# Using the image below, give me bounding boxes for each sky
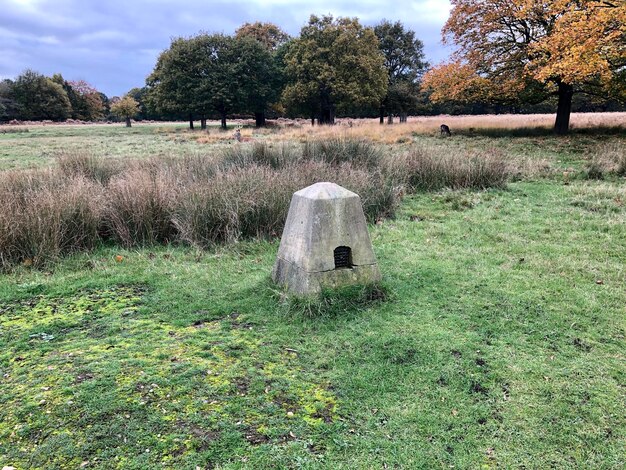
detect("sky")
[0,0,454,97]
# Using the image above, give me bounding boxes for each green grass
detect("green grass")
[1,122,624,173]
[1,177,625,468]
[0,123,226,170]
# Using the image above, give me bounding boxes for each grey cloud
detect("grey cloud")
[0,0,453,97]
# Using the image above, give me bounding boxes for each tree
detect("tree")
[147,36,206,129]
[111,95,139,127]
[12,70,72,121]
[282,15,388,124]
[422,0,626,134]
[374,20,428,123]
[52,73,106,121]
[127,87,151,120]
[98,92,111,119]
[234,26,287,127]
[148,34,241,130]
[194,34,239,130]
[51,75,105,121]
[235,22,290,51]
[67,80,105,121]
[0,79,19,122]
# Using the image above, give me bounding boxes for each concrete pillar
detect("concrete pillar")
[272,182,381,294]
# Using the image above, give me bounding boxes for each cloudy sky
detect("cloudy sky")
[0,0,453,97]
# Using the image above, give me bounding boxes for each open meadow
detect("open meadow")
[1,115,625,468]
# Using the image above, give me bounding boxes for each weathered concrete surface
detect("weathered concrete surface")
[272,182,381,294]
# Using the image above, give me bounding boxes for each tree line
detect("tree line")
[1,4,624,134]
[0,70,140,124]
[144,16,429,129]
[0,71,108,122]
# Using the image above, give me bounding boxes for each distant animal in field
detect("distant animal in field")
[232,126,253,143]
[440,124,451,136]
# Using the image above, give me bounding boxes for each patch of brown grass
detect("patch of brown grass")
[264,112,626,144]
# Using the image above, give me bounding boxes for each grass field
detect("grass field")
[0,116,625,468]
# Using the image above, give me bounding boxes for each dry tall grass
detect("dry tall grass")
[585,142,626,179]
[0,171,103,267]
[259,112,626,144]
[387,145,509,191]
[0,138,511,269]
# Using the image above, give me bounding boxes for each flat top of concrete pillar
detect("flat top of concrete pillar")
[295,182,358,200]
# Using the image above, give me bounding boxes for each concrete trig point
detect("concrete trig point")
[272,182,381,294]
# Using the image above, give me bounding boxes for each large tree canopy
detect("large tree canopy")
[147,36,207,129]
[51,75,105,121]
[422,0,626,134]
[232,25,287,127]
[374,20,428,123]
[282,15,388,124]
[12,70,72,121]
[147,33,279,129]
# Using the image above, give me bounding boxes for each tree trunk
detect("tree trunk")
[254,112,266,128]
[311,116,315,126]
[319,92,335,125]
[400,113,407,123]
[554,81,574,135]
[200,118,207,130]
[125,117,131,128]
[379,106,385,125]
[319,107,335,125]
[189,115,194,130]
[387,114,393,125]
[220,112,227,130]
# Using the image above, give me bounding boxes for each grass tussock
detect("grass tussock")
[222,141,300,170]
[303,137,382,168]
[387,145,509,191]
[0,171,103,267]
[585,142,626,179]
[0,139,512,269]
[57,151,123,184]
[106,170,176,246]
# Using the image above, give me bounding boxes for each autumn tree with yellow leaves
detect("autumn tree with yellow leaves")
[422,0,626,134]
[111,95,139,127]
